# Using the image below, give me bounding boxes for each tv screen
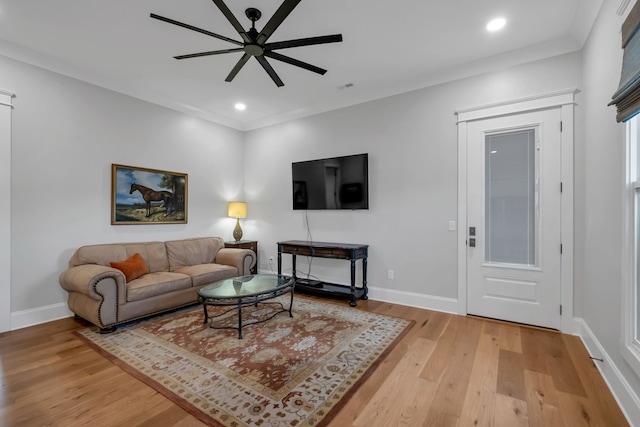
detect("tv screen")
[292,153,369,210]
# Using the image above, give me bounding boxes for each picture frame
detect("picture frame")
[111,164,188,225]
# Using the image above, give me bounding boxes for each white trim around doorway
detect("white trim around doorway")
[455,88,577,334]
[0,88,15,333]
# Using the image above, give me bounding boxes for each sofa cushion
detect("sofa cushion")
[74,244,127,268]
[126,272,192,302]
[173,264,238,287]
[123,242,170,273]
[165,237,224,271]
[110,253,149,282]
[71,241,169,273]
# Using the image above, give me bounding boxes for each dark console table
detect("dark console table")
[277,240,368,306]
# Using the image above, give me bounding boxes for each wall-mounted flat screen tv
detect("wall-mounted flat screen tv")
[292,153,369,210]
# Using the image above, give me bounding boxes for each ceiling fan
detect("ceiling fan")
[150,0,343,87]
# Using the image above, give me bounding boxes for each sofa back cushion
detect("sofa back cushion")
[70,241,169,273]
[165,237,224,271]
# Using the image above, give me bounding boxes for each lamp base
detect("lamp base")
[233,218,243,241]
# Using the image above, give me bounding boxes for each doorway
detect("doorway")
[456,90,575,331]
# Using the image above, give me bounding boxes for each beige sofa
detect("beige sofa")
[59,237,256,332]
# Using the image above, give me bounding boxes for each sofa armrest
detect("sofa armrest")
[215,248,256,276]
[59,264,127,305]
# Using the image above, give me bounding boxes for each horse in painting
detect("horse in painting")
[130,183,175,217]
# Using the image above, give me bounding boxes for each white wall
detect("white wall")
[2,54,245,326]
[244,52,582,308]
[580,0,640,411]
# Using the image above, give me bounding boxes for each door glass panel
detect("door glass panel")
[485,129,536,265]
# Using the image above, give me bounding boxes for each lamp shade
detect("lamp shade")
[227,201,247,218]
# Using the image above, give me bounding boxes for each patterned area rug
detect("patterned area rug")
[75,296,412,426]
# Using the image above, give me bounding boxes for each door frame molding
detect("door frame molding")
[0,88,14,333]
[455,89,577,333]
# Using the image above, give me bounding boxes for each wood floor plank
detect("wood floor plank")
[494,394,529,427]
[498,322,523,353]
[0,296,630,427]
[458,332,500,426]
[556,391,600,426]
[420,316,483,425]
[524,370,563,426]
[561,334,629,426]
[497,349,527,401]
[545,332,587,397]
[352,338,437,427]
[418,310,451,341]
[418,315,463,383]
[521,328,554,375]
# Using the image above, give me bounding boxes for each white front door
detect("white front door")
[466,108,562,329]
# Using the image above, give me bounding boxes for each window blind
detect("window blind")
[611,1,640,122]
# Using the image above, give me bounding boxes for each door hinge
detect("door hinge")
[560,182,563,193]
[560,121,563,132]
[560,305,563,315]
[560,244,563,254]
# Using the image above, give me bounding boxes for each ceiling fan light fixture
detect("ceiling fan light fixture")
[487,17,506,32]
[150,0,343,87]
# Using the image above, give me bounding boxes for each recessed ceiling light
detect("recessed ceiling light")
[487,18,506,32]
[234,103,246,111]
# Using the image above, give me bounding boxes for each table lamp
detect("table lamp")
[228,201,247,241]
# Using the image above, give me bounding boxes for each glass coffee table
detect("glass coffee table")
[197,274,295,339]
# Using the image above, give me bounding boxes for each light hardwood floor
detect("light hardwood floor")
[0,295,630,426]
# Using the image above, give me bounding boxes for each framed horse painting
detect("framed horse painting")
[111,164,188,224]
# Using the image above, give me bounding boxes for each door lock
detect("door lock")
[468,226,476,247]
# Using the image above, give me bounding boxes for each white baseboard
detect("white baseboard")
[366,286,459,314]
[11,302,73,331]
[575,317,640,427]
[256,270,459,313]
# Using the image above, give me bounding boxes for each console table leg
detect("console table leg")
[292,255,297,281]
[277,251,282,275]
[362,257,369,300]
[349,259,357,307]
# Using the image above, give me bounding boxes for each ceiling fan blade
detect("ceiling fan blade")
[225,53,252,82]
[256,0,302,45]
[255,56,284,87]
[264,51,326,75]
[210,0,252,43]
[175,48,244,60]
[150,13,242,46]
[265,34,343,51]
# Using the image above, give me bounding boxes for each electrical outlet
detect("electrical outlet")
[388,270,394,280]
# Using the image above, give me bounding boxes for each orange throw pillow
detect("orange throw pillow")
[110,253,149,282]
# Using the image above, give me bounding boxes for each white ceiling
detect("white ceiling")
[0,0,602,131]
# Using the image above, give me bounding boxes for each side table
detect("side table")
[225,240,258,274]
